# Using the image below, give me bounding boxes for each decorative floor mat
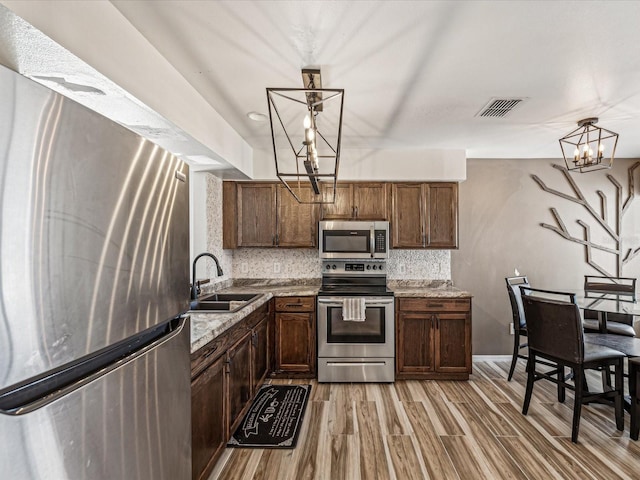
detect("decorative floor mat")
[227,384,311,448]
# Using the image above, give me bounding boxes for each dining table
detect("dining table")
[572,291,640,410]
[574,291,640,333]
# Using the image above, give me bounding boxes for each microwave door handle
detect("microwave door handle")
[370,226,375,258]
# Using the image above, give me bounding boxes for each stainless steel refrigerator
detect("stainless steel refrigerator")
[0,64,191,479]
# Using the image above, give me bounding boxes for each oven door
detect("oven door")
[317,296,394,358]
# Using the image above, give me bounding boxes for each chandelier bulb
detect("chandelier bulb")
[303,114,311,129]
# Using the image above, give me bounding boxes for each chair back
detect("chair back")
[584,275,636,324]
[521,288,584,363]
[584,275,636,301]
[506,276,529,329]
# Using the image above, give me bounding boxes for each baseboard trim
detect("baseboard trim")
[472,355,512,362]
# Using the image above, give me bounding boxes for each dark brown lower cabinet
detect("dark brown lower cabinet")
[272,296,316,378]
[191,354,226,480]
[190,301,271,480]
[227,331,253,435]
[396,297,472,380]
[252,316,269,388]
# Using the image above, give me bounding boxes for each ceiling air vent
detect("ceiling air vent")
[477,98,525,118]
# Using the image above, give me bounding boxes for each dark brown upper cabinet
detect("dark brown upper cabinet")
[223,182,319,248]
[391,182,458,249]
[320,182,389,220]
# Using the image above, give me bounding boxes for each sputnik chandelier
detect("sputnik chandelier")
[267,68,344,204]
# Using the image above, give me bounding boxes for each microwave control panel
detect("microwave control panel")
[374,230,387,253]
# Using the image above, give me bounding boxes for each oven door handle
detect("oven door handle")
[317,298,394,306]
[317,298,343,306]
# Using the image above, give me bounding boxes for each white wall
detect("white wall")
[252,148,467,181]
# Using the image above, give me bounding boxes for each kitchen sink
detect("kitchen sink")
[190,293,261,313]
[199,293,260,302]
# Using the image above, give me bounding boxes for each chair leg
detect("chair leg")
[508,333,520,381]
[614,359,624,431]
[558,365,565,403]
[631,361,639,441]
[571,367,583,443]
[522,354,535,415]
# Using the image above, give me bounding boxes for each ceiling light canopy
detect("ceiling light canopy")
[267,68,344,204]
[559,117,618,173]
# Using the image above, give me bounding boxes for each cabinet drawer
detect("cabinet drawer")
[275,296,315,312]
[398,297,470,313]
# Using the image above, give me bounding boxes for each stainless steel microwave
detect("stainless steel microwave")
[319,220,389,259]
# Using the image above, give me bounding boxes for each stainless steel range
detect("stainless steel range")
[317,259,395,382]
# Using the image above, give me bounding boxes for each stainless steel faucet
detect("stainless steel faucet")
[191,252,224,300]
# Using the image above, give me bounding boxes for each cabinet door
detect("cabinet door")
[353,183,388,220]
[191,355,226,480]
[276,185,318,247]
[397,312,435,373]
[320,183,353,219]
[252,316,269,392]
[426,183,458,248]
[391,183,425,248]
[227,332,253,433]
[237,183,276,246]
[275,312,315,374]
[435,313,471,373]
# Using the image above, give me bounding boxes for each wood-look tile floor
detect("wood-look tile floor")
[208,360,640,480]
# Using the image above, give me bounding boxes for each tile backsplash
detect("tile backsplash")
[206,174,451,282]
[230,248,450,280]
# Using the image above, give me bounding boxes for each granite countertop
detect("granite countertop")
[189,293,273,354]
[189,279,470,353]
[389,280,472,297]
[189,279,320,353]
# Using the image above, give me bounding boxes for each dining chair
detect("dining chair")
[520,287,625,443]
[583,275,637,337]
[631,357,640,441]
[505,276,557,381]
[505,276,529,381]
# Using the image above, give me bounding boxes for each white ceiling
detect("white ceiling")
[2,0,640,164]
[107,0,640,159]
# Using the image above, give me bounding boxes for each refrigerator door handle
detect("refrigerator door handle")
[0,316,187,416]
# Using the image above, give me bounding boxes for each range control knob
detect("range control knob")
[373,265,378,270]
[331,264,337,269]
[378,265,384,270]
[366,265,371,270]
[326,264,331,270]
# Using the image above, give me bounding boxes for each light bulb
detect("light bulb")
[305,128,315,144]
[303,114,311,129]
